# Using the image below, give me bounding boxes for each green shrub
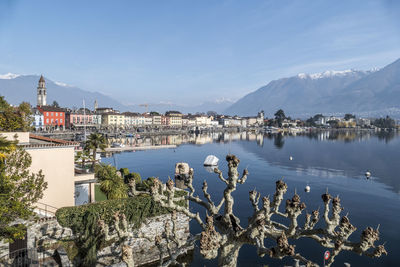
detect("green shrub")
[136,177,156,191]
[56,192,187,266]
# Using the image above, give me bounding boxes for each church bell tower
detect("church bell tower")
[37,75,47,106]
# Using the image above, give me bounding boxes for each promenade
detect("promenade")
[104,144,176,152]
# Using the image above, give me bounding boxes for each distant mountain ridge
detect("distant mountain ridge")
[0,74,126,111]
[0,74,233,114]
[225,58,400,118]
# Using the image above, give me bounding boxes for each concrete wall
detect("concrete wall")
[26,146,75,209]
[0,132,30,143]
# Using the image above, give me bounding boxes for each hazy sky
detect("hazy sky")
[0,0,399,105]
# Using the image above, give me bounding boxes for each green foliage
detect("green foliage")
[0,135,16,161]
[344,113,356,121]
[119,167,130,177]
[51,101,60,108]
[136,177,157,191]
[94,184,107,202]
[372,116,396,129]
[305,117,316,127]
[95,164,128,200]
[119,167,142,185]
[84,133,107,168]
[274,109,286,126]
[0,145,47,242]
[0,96,32,132]
[74,150,92,168]
[56,192,187,265]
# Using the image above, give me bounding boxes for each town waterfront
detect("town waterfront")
[103,131,400,267]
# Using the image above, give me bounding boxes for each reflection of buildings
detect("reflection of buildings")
[105,131,269,147]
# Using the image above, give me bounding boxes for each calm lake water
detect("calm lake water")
[103,131,400,267]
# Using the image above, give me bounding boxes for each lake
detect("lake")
[103,130,400,267]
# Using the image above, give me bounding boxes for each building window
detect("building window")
[51,119,54,123]
[60,119,63,123]
[46,112,49,116]
[55,113,58,116]
[46,118,49,123]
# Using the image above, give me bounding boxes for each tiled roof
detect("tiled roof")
[38,106,66,112]
[29,133,80,145]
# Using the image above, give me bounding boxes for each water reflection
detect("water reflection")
[105,130,400,194]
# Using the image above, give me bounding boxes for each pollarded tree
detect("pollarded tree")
[150,155,387,267]
[0,145,47,242]
[84,133,107,168]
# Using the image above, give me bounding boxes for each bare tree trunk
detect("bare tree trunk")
[218,242,242,267]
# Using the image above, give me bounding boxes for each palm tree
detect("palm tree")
[84,133,107,168]
[95,164,127,200]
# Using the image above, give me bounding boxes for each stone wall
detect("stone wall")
[0,212,190,266]
[97,212,190,266]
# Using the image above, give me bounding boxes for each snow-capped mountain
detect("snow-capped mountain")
[225,58,400,118]
[0,74,234,114]
[297,69,378,80]
[0,73,21,79]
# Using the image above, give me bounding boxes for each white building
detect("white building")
[31,108,44,131]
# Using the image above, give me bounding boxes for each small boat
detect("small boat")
[204,155,219,166]
[365,170,371,179]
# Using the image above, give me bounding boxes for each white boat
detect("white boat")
[204,155,219,166]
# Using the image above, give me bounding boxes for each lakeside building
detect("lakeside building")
[92,113,102,125]
[182,115,196,126]
[165,111,183,127]
[194,115,212,126]
[31,76,66,130]
[281,119,298,128]
[101,112,125,128]
[37,106,66,130]
[144,114,153,126]
[357,118,371,127]
[152,114,162,125]
[123,112,143,127]
[65,108,98,129]
[31,107,44,131]
[218,116,243,127]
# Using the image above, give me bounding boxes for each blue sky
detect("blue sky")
[0,0,399,105]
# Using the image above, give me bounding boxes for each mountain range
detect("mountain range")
[225,58,400,118]
[0,74,233,114]
[1,57,399,117]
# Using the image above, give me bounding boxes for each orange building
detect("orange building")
[37,106,66,130]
